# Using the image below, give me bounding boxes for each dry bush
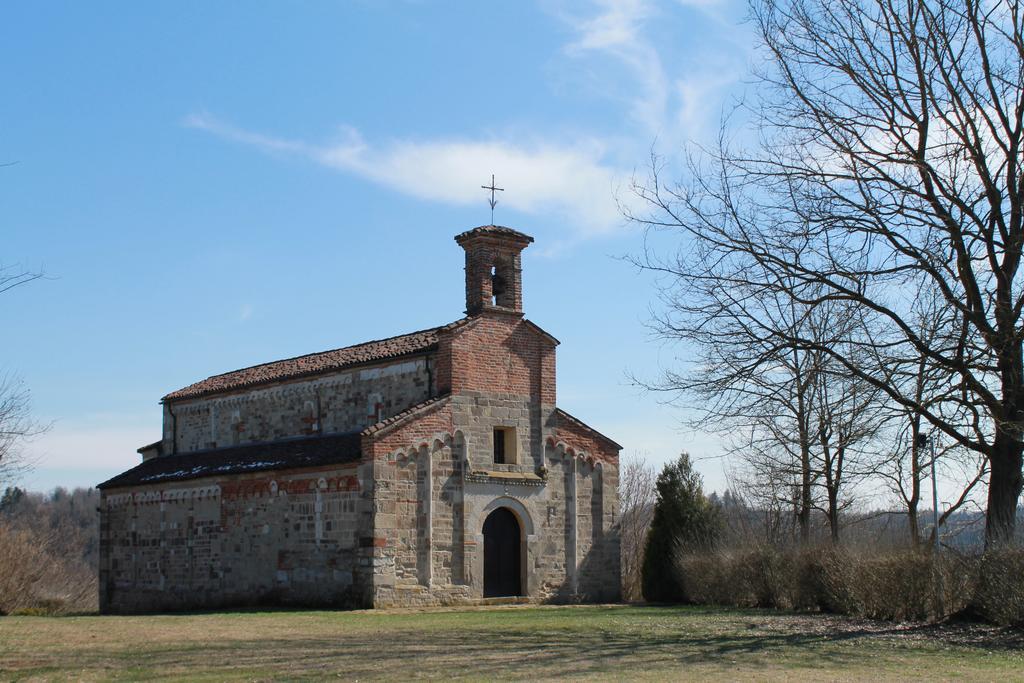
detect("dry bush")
[678,547,822,610]
[842,551,975,621]
[790,549,857,614]
[0,521,97,615]
[677,547,789,608]
[971,549,1024,627]
[676,546,988,622]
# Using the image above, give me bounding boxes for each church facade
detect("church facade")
[98,226,621,613]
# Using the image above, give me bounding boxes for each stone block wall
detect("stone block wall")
[551,417,622,602]
[362,420,619,606]
[450,393,550,473]
[99,464,366,613]
[361,397,475,607]
[164,357,432,454]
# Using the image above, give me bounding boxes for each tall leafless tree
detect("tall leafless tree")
[0,264,46,485]
[809,341,884,543]
[0,375,44,486]
[630,0,1024,546]
[619,452,657,601]
[869,288,988,546]
[632,232,883,544]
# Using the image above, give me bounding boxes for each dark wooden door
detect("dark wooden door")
[483,507,521,597]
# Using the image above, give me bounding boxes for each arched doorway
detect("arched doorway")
[482,507,522,597]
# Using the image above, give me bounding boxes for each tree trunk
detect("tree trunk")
[909,423,922,549]
[799,443,811,544]
[986,430,1023,547]
[827,486,840,544]
[987,330,1024,548]
[796,358,813,545]
[908,500,920,549]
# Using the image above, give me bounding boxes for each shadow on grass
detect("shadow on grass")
[640,604,1024,652]
[9,633,857,679]
[12,605,1010,680]
[9,605,1021,680]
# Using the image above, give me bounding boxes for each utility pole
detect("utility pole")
[917,430,944,618]
[929,435,939,552]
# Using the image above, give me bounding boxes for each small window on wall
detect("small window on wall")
[493,427,516,465]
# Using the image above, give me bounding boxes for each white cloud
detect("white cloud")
[674,71,741,133]
[675,0,727,8]
[556,0,744,142]
[183,2,749,239]
[568,0,650,51]
[183,112,308,155]
[563,0,670,137]
[185,114,629,235]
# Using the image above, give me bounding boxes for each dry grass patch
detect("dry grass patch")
[0,605,1021,681]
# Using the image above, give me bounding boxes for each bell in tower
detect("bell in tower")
[491,267,507,301]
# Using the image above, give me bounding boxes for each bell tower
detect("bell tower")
[455,225,534,316]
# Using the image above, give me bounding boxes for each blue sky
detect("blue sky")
[2,1,753,493]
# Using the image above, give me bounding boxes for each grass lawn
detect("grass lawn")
[0,604,1021,681]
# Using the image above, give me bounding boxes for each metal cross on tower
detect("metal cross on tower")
[481,174,504,224]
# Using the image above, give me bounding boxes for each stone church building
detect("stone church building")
[98,226,621,613]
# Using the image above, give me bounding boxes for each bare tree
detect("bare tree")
[869,289,988,546]
[0,263,43,296]
[0,376,45,486]
[719,333,882,545]
[810,342,884,544]
[723,467,801,545]
[619,452,656,601]
[632,238,883,544]
[630,0,1024,546]
[630,257,823,543]
[0,264,46,485]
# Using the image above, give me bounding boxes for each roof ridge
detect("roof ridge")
[163,318,468,402]
[185,323,446,384]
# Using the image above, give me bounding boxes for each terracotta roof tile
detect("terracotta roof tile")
[163,323,457,402]
[556,408,623,450]
[454,225,534,244]
[361,394,451,437]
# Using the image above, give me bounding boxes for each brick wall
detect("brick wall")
[461,239,526,313]
[439,313,555,404]
[554,413,621,468]
[439,312,557,477]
